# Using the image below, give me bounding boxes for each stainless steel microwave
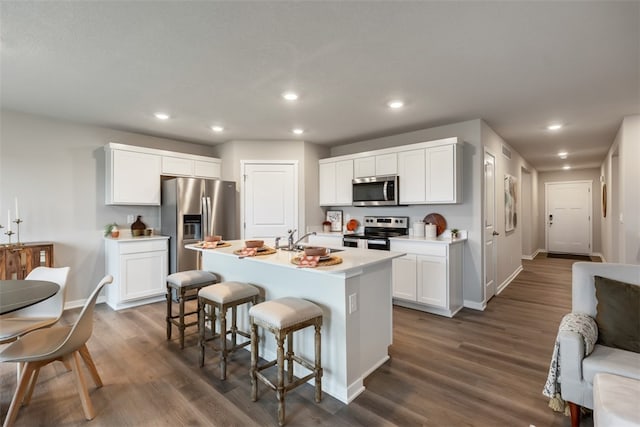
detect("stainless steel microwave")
[352,175,399,206]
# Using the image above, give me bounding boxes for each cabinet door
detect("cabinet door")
[398,149,426,204]
[319,162,336,206]
[426,145,455,203]
[335,160,354,205]
[392,254,417,300]
[110,150,161,205]
[162,156,193,176]
[376,153,397,176]
[353,157,375,178]
[119,250,167,302]
[194,159,221,178]
[416,255,447,307]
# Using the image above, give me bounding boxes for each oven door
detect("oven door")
[343,236,361,248]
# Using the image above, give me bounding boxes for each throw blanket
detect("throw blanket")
[543,313,598,415]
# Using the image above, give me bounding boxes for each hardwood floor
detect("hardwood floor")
[1,255,594,426]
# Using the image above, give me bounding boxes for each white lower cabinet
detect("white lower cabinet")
[104,237,169,310]
[391,239,464,317]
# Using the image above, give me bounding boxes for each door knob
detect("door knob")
[492,231,500,236]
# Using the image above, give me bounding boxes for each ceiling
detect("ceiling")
[1,1,638,172]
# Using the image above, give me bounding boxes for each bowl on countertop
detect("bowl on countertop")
[245,239,264,248]
[304,246,328,257]
[205,235,222,242]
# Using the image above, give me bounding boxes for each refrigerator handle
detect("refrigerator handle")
[202,196,209,237]
[206,196,212,236]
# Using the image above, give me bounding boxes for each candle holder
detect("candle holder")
[13,218,23,246]
[5,229,15,246]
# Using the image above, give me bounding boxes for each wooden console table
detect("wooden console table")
[0,242,54,280]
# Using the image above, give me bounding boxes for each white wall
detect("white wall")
[537,168,602,254]
[480,122,538,291]
[0,110,217,304]
[213,139,328,238]
[600,115,640,264]
[329,119,486,306]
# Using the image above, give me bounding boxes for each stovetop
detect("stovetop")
[347,216,409,239]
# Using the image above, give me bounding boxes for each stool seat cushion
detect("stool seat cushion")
[199,282,259,304]
[250,297,322,329]
[167,270,218,288]
[594,373,640,427]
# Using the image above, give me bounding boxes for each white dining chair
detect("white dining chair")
[0,266,71,344]
[0,274,113,427]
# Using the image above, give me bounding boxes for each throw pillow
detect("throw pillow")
[594,275,640,353]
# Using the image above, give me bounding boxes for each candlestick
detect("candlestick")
[4,229,14,246]
[13,218,23,245]
[6,210,11,232]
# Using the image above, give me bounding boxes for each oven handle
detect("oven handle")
[343,237,360,244]
[367,239,387,245]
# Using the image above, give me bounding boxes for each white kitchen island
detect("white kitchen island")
[187,241,404,404]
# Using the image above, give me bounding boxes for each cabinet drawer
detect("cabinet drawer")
[390,240,447,257]
[118,240,167,255]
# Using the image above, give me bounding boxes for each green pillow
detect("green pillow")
[595,275,640,353]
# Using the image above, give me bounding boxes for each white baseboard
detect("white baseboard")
[521,248,543,260]
[463,300,486,311]
[64,295,108,311]
[591,252,604,261]
[497,265,523,295]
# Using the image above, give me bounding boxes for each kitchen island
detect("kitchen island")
[187,241,404,403]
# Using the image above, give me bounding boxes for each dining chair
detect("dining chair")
[0,274,113,427]
[0,266,71,344]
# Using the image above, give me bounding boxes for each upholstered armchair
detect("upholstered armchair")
[559,262,640,427]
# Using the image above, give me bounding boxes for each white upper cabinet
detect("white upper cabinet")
[319,159,353,206]
[398,149,426,204]
[105,143,222,206]
[106,148,162,205]
[354,153,397,178]
[397,141,462,204]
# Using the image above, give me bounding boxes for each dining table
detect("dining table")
[0,280,60,315]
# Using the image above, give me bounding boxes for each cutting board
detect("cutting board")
[423,213,447,236]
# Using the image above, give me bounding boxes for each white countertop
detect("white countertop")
[389,235,467,245]
[103,232,169,242]
[186,240,404,275]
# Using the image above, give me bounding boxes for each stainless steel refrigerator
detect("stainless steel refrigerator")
[161,177,237,273]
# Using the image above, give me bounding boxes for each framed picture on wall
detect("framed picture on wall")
[504,174,517,232]
[326,210,343,232]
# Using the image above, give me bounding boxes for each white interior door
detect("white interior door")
[243,162,297,239]
[484,152,497,301]
[546,181,592,254]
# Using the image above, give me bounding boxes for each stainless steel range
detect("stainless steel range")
[343,216,409,250]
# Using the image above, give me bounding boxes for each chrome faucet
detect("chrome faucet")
[274,229,317,251]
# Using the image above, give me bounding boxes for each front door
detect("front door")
[484,151,497,301]
[546,181,592,254]
[242,162,298,239]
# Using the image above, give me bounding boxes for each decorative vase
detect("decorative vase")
[131,216,146,237]
[111,228,120,238]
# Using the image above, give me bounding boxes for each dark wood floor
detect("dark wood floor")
[1,254,594,426]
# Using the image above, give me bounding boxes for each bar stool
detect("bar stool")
[249,297,323,426]
[198,281,260,380]
[166,270,219,349]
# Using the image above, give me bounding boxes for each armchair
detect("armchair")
[559,262,640,427]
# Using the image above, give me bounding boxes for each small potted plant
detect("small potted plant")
[104,223,119,238]
[450,228,460,239]
[322,220,332,233]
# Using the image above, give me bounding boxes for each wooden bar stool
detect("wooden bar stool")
[198,281,260,380]
[249,297,323,426]
[166,270,219,349]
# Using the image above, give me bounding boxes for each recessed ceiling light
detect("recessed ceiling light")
[563,165,571,170]
[211,125,224,133]
[282,92,299,101]
[558,151,568,159]
[547,123,563,131]
[387,100,404,109]
[292,128,304,135]
[154,112,170,120]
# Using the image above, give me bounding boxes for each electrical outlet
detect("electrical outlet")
[127,214,135,224]
[349,293,357,314]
